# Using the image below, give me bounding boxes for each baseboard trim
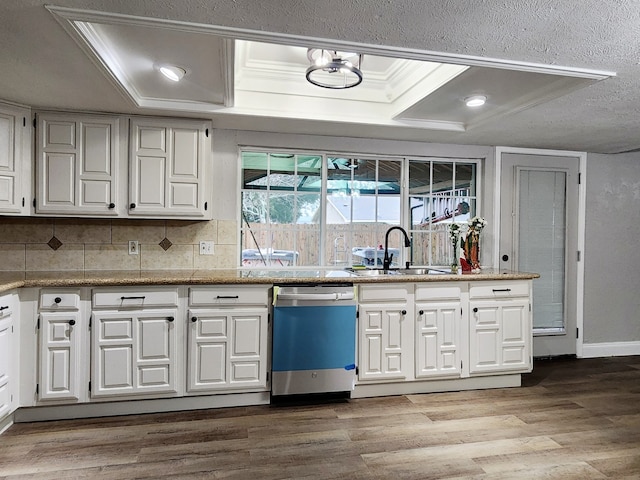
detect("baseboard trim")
[0,413,13,434]
[581,341,640,358]
[14,392,270,423]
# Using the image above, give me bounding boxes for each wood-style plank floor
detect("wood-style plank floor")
[2,356,640,479]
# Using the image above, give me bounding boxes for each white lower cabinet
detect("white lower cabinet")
[414,284,463,379]
[468,281,532,375]
[187,308,267,392]
[187,286,269,393]
[37,290,83,402]
[0,292,16,419]
[358,284,413,381]
[90,287,180,398]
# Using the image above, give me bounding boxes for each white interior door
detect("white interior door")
[499,152,580,357]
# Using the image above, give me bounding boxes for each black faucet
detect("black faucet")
[383,226,411,271]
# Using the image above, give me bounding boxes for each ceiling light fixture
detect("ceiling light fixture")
[159,65,186,82]
[465,95,487,107]
[306,49,363,89]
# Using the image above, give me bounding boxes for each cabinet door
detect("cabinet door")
[38,311,81,401]
[0,308,12,418]
[129,118,210,218]
[469,299,531,374]
[36,113,119,215]
[187,308,267,392]
[415,302,461,378]
[0,104,29,214]
[358,304,410,381]
[91,309,178,398]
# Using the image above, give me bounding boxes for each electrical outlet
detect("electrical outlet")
[128,240,139,255]
[199,241,214,255]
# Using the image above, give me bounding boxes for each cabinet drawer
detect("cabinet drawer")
[415,283,462,301]
[469,281,529,299]
[358,284,411,303]
[93,287,179,309]
[189,286,269,306]
[40,290,80,310]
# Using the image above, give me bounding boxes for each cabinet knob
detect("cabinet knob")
[130,203,136,209]
[473,307,478,313]
[167,316,174,322]
[191,316,198,322]
[108,203,115,209]
[419,310,424,315]
[54,297,62,304]
[401,310,407,315]
[68,319,76,326]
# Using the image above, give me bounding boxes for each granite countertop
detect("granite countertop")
[0,268,540,294]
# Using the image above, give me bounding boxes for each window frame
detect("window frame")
[238,146,483,269]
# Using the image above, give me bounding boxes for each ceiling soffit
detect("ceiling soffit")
[47,6,614,133]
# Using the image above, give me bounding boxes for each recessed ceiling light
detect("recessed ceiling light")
[159,65,186,82]
[465,95,487,107]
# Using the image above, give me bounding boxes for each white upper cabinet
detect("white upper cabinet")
[129,117,211,218]
[0,102,31,215]
[36,112,120,216]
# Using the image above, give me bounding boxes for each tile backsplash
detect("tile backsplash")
[0,217,238,271]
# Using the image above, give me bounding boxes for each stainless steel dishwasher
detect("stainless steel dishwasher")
[271,283,357,396]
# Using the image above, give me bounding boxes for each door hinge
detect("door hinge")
[529,303,532,312]
[22,117,26,127]
[356,310,359,319]
[89,381,91,393]
[355,366,359,375]
[266,372,270,382]
[204,201,208,211]
[577,251,581,262]
[576,327,579,339]
[205,128,209,137]
[578,172,582,184]
[22,197,25,207]
[89,315,92,329]
[36,315,40,329]
[33,198,36,208]
[32,118,36,128]
[36,384,39,395]
[267,313,271,324]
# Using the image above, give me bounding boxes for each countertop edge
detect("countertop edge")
[0,269,540,294]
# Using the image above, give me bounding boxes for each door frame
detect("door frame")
[494,146,587,357]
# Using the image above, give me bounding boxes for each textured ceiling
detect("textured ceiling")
[1,0,638,154]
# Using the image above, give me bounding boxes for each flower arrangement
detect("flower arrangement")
[468,215,487,233]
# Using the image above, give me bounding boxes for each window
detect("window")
[240,149,479,268]
[408,159,477,266]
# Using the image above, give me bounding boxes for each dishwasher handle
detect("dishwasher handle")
[277,291,355,301]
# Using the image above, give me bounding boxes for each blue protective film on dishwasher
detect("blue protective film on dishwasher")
[272,305,356,372]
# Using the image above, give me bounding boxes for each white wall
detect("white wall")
[584,152,640,348]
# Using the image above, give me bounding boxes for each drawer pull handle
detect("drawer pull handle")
[419,310,424,315]
[0,305,8,311]
[216,295,239,299]
[191,316,198,322]
[68,319,76,326]
[492,288,512,292]
[167,316,174,322]
[54,297,62,304]
[121,296,146,300]
[401,310,407,315]
[108,202,115,209]
[473,307,478,313]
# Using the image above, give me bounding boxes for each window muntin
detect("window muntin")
[240,150,479,268]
